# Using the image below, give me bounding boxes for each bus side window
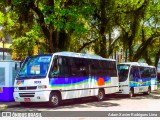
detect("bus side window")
[59,57,71,77]
[79,58,89,77]
[90,59,99,76]
[130,66,140,81]
[133,67,140,78]
[140,67,150,79]
[84,59,90,76]
[75,58,87,77]
[49,56,59,77]
[150,68,156,78]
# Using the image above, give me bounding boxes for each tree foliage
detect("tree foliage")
[0,0,159,67]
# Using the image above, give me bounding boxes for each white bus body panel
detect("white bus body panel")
[14,77,119,102]
[151,78,158,91]
[119,80,130,94]
[14,78,51,102]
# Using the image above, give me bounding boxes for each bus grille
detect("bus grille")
[19,93,35,97]
[19,86,37,90]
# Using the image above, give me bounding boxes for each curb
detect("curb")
[0,102,20,110]
[0,104,8,110]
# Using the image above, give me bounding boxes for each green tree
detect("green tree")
[9,0,94,52]
[0,0,160,65]
[11,25,41,60]
[132,0,160,67]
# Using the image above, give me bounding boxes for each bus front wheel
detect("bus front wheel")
[129,88,134,97]
[49,92,61,107]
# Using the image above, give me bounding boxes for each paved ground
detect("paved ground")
[0,90,160,120]
[0,102,19,110]
[1,90,160,111]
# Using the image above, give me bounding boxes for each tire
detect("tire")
[49,92,61,107]
[97,89,105,101]
[129,88,134,97]
[145,87,151,95]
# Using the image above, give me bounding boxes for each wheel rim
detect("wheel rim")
[98,91,104,100]
[51,95,59,106]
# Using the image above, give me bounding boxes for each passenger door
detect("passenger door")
[130,66,141,93]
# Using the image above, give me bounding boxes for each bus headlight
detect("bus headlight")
[37,85,47,89]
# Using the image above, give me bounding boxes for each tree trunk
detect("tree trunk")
[133,36,155,61]
[125,48,128,62]
[108,29,112,57]
[154,49,160,68]
[128,38,134,61]
[99,0,107,58]
[58,30,69,51]
[143,50,152,65]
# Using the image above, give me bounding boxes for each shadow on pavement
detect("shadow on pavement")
[127,90,160,100]
[3,90,160,110]
[5,96,120,110]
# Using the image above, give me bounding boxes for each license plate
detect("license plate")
[24,98,31,102]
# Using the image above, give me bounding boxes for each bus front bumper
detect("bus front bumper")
[13,91,51,102]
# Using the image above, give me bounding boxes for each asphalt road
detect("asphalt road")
[1,90,160,120]
[1,90,160,112]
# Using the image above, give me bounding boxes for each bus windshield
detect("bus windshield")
[117,64,130,82]
[16,55,52,80]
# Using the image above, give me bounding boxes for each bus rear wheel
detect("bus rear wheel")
[49,92,61,107]
[97,89,105,101]
[144,86,151,95]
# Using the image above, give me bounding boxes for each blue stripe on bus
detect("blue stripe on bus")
[129,77,158,87]
[49,77,111,87]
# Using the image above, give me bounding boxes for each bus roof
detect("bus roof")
[119,62,157,69]
[118,62,149,67]
[53,51,116,61]
[148,65,156,68]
